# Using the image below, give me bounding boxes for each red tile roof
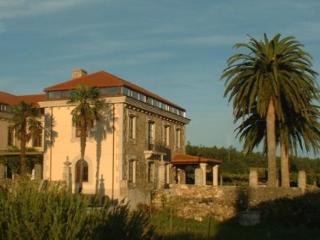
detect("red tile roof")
[171,154,222,165]
[44,71,185,110]
[0,91,45,106]
[0,92,18,105]
[16,94,46,105]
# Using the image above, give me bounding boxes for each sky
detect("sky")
[1,0,320,150]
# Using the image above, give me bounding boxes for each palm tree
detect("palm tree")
[280,103,320,187]
[69,84,106,193]
[236,102,320,187]
[11,101,42,175]
[222,34,318,187]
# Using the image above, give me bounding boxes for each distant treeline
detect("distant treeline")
[186,144,320,184]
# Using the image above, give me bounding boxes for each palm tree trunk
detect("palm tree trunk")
[280,143,290,187]
[78,119,87,193]
[20,127,27,176]
[266,98,277,187]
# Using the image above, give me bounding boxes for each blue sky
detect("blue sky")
[1,0,320,150]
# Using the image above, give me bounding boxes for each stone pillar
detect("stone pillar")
[158,161,166,188]
[0,164,6,180]
[34,164,42,180]
[298,170,306,191]
[177,168,186,184]
[194,167,203,185]
[212,165,219,187]
[166,163,171,184]
[63,159,72,191]
[200,163,207,185]
[249,168,258,187]
[170,166,177,184]
[31,168,35,180]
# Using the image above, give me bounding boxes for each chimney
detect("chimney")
[72,68,87,79]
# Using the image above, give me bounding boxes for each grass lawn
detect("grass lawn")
[151,210,320,240]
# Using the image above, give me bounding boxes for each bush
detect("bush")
[253,192,320,228]
[0,181,90,240]
[93,202,154,240]
[0,180,155,240]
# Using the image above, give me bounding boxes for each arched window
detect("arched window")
[75,160,88,183]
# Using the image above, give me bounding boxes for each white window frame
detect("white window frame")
[147,161,155,183]
[163,125,170,146]
[175,128,181,149]
[147,121,155,149]
[128,114,136,140]
[128,159,136,184]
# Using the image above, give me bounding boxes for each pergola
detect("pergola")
[171,154,222,186]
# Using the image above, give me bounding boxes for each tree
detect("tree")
[236,103,320,187]
[222,34,318,187]
[11,101,42,175]
[69,84,106,193]
[280,103,320,187]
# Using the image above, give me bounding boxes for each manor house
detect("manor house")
[0,69,220,204]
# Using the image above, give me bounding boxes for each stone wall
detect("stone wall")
[152,184,316,221]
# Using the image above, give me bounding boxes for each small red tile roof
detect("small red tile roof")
[44,71,185,110]
[171,154,222,165]
[0,91,45,106]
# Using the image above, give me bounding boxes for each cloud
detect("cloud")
[89,51,174,68]
[175,35,247,47]
[0,0,93,19]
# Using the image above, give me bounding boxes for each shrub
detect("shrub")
[254,191,320,228]
[0,180,90,240]
[0,180,155,240]
[92,202,155,240]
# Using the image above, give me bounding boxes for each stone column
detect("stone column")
[0,164,6,180]
[158,161,166,188]
[200,163,207,185]
[249,168,258,187]
[166,163,171,184]
[298,170,306,191]
[177,168,186,184]
[31,168,35,180]
[63,159,72,191]
[212,165,219,187]
[195,167,203,185]
[170,166,177,184]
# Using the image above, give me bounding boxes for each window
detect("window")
[75,123,81,137]
[153,100,160,108]
[128,115,136,139]
[163,125,170,146]
[132,91,139,99]
[128,160,136,183]
[7,126,14,146]
[175,128,181,149]
[75,120,94,138]
[99,87,121,95]
[139,94,147,102]
[147,162,154,183]
[32,131,42,147]
[148,121,155,150]
[147,97,153,105]
[0,104,8,112]
[75,160,88,182]
[47,90,71,99]
[123,87,130,96]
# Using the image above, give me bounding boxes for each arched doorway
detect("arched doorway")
[75,160,89,193]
